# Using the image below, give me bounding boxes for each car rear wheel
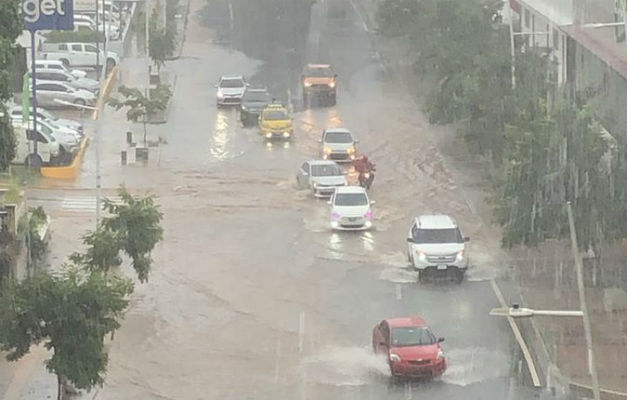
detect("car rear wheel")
[25,154,42,169]
[74,99,86,106]
[418,270,424,283]
[60,59,70,68]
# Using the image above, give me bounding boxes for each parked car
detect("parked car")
[240,88,272,125]
[320,127,358,163]
[30,118,81,156]
[215,75,247,106]
[372,317,446,380]
[11,121,60,167]
[9,105,84,135]
[296,160,347,197]
[41,42,119,70]
[73,14,120,40]
[328,186,373,230]
[406,214,470,283]
[34,68,100,93]
[35,60,87,79]
[32,81,96,108]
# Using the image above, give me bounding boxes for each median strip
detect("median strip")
[490,279,541,387]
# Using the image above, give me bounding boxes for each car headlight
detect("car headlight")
[241,106,249,111]
[389,353,401,363]
[364,211,373,219]
[436,349,444,360]
[347,146,355,154]
[456,250,464,261]
[303,81,312,87]
[331,212,341,221]
[217,91,224,99]
[265,132,273,138]
[282,131,291,138]
[324,146,332,154]
[416,250,426,260]
[328,82,336,88]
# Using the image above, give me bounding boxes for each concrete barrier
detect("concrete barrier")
[40,137,90,180]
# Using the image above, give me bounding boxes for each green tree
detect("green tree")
[0,0,23,171]
[106,84,172,146]
[149,7,176,72]
[71,186,163,282]
[0,269,133,400]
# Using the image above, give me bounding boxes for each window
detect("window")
[524,9,530,28]
[311,164,341,177]
[391,327,436,347]
[301,162,308,173]
[324,131,353,143]
[334,193,368,206]
[412,227,463,244]
[85,45,98,53]
[59,44,68,51]
[71,44,82,52]
[38,84,59,91]
[379,321,389,343]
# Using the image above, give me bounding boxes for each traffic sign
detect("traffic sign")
[23,0,74,31]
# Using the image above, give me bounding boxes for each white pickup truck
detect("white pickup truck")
[40,42,120,71]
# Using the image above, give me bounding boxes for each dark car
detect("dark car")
[373,316,446,380]
[240,88,272,125]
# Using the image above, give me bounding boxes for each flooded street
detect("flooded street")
[12,0,576,399]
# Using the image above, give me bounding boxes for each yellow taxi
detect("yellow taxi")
[258,103,293,140]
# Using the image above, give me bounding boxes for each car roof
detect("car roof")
[386,316,427,328]
[307,64,331,68]
[35,59,63,65]
[334,186,366,194]
[324,127,351,134]
[34,68,68,73]
[307,159,338,166]
[245,88,268,92]
[220,75,244,80]
[415,214,458,229]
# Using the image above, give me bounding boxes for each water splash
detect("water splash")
[300,346,390,386]
[440,347,509,386]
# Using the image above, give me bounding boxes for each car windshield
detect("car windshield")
[243,91,270,102]
[312,164,341,176]
[263,110,288,120]
[324,131,352,143]
[334,193,368,206]
[391,327,436,347]
[413,228,463,243]
[305,67,333,77]
[220,79,244,88]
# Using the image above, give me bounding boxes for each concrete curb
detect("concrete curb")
[40,137,90,180]
[92,65,120,121]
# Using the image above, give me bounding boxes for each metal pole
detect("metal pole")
[567,202,601,400]
[95,4,109,228]
[145,0,150,57]
[102,0,107,73]
[29,31,39,168]
[507,1,516,89]
[95,0,100,74]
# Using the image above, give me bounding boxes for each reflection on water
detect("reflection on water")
[361,231,375,252]
[210,110,232,160]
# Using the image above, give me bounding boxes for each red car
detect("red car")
[372,316,446,379]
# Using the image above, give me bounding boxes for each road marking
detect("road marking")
[349,0,370,32]
[60,196,123,212]
[274,335,281,385]
[490,279,541,387]
[395,283,402,300]
[298,311,305,354]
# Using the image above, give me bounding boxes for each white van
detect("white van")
[11,122,60,166]
[35,59,87,79]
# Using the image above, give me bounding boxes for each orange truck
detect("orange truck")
[301,64,337,107]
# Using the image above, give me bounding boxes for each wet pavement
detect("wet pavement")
[2,0,574,399]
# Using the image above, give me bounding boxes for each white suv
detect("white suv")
[406,215,470,283]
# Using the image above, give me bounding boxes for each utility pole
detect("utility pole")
[95,0,100,74]
[567,202,601,400]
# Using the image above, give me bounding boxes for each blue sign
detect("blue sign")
[23,0,74,31]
